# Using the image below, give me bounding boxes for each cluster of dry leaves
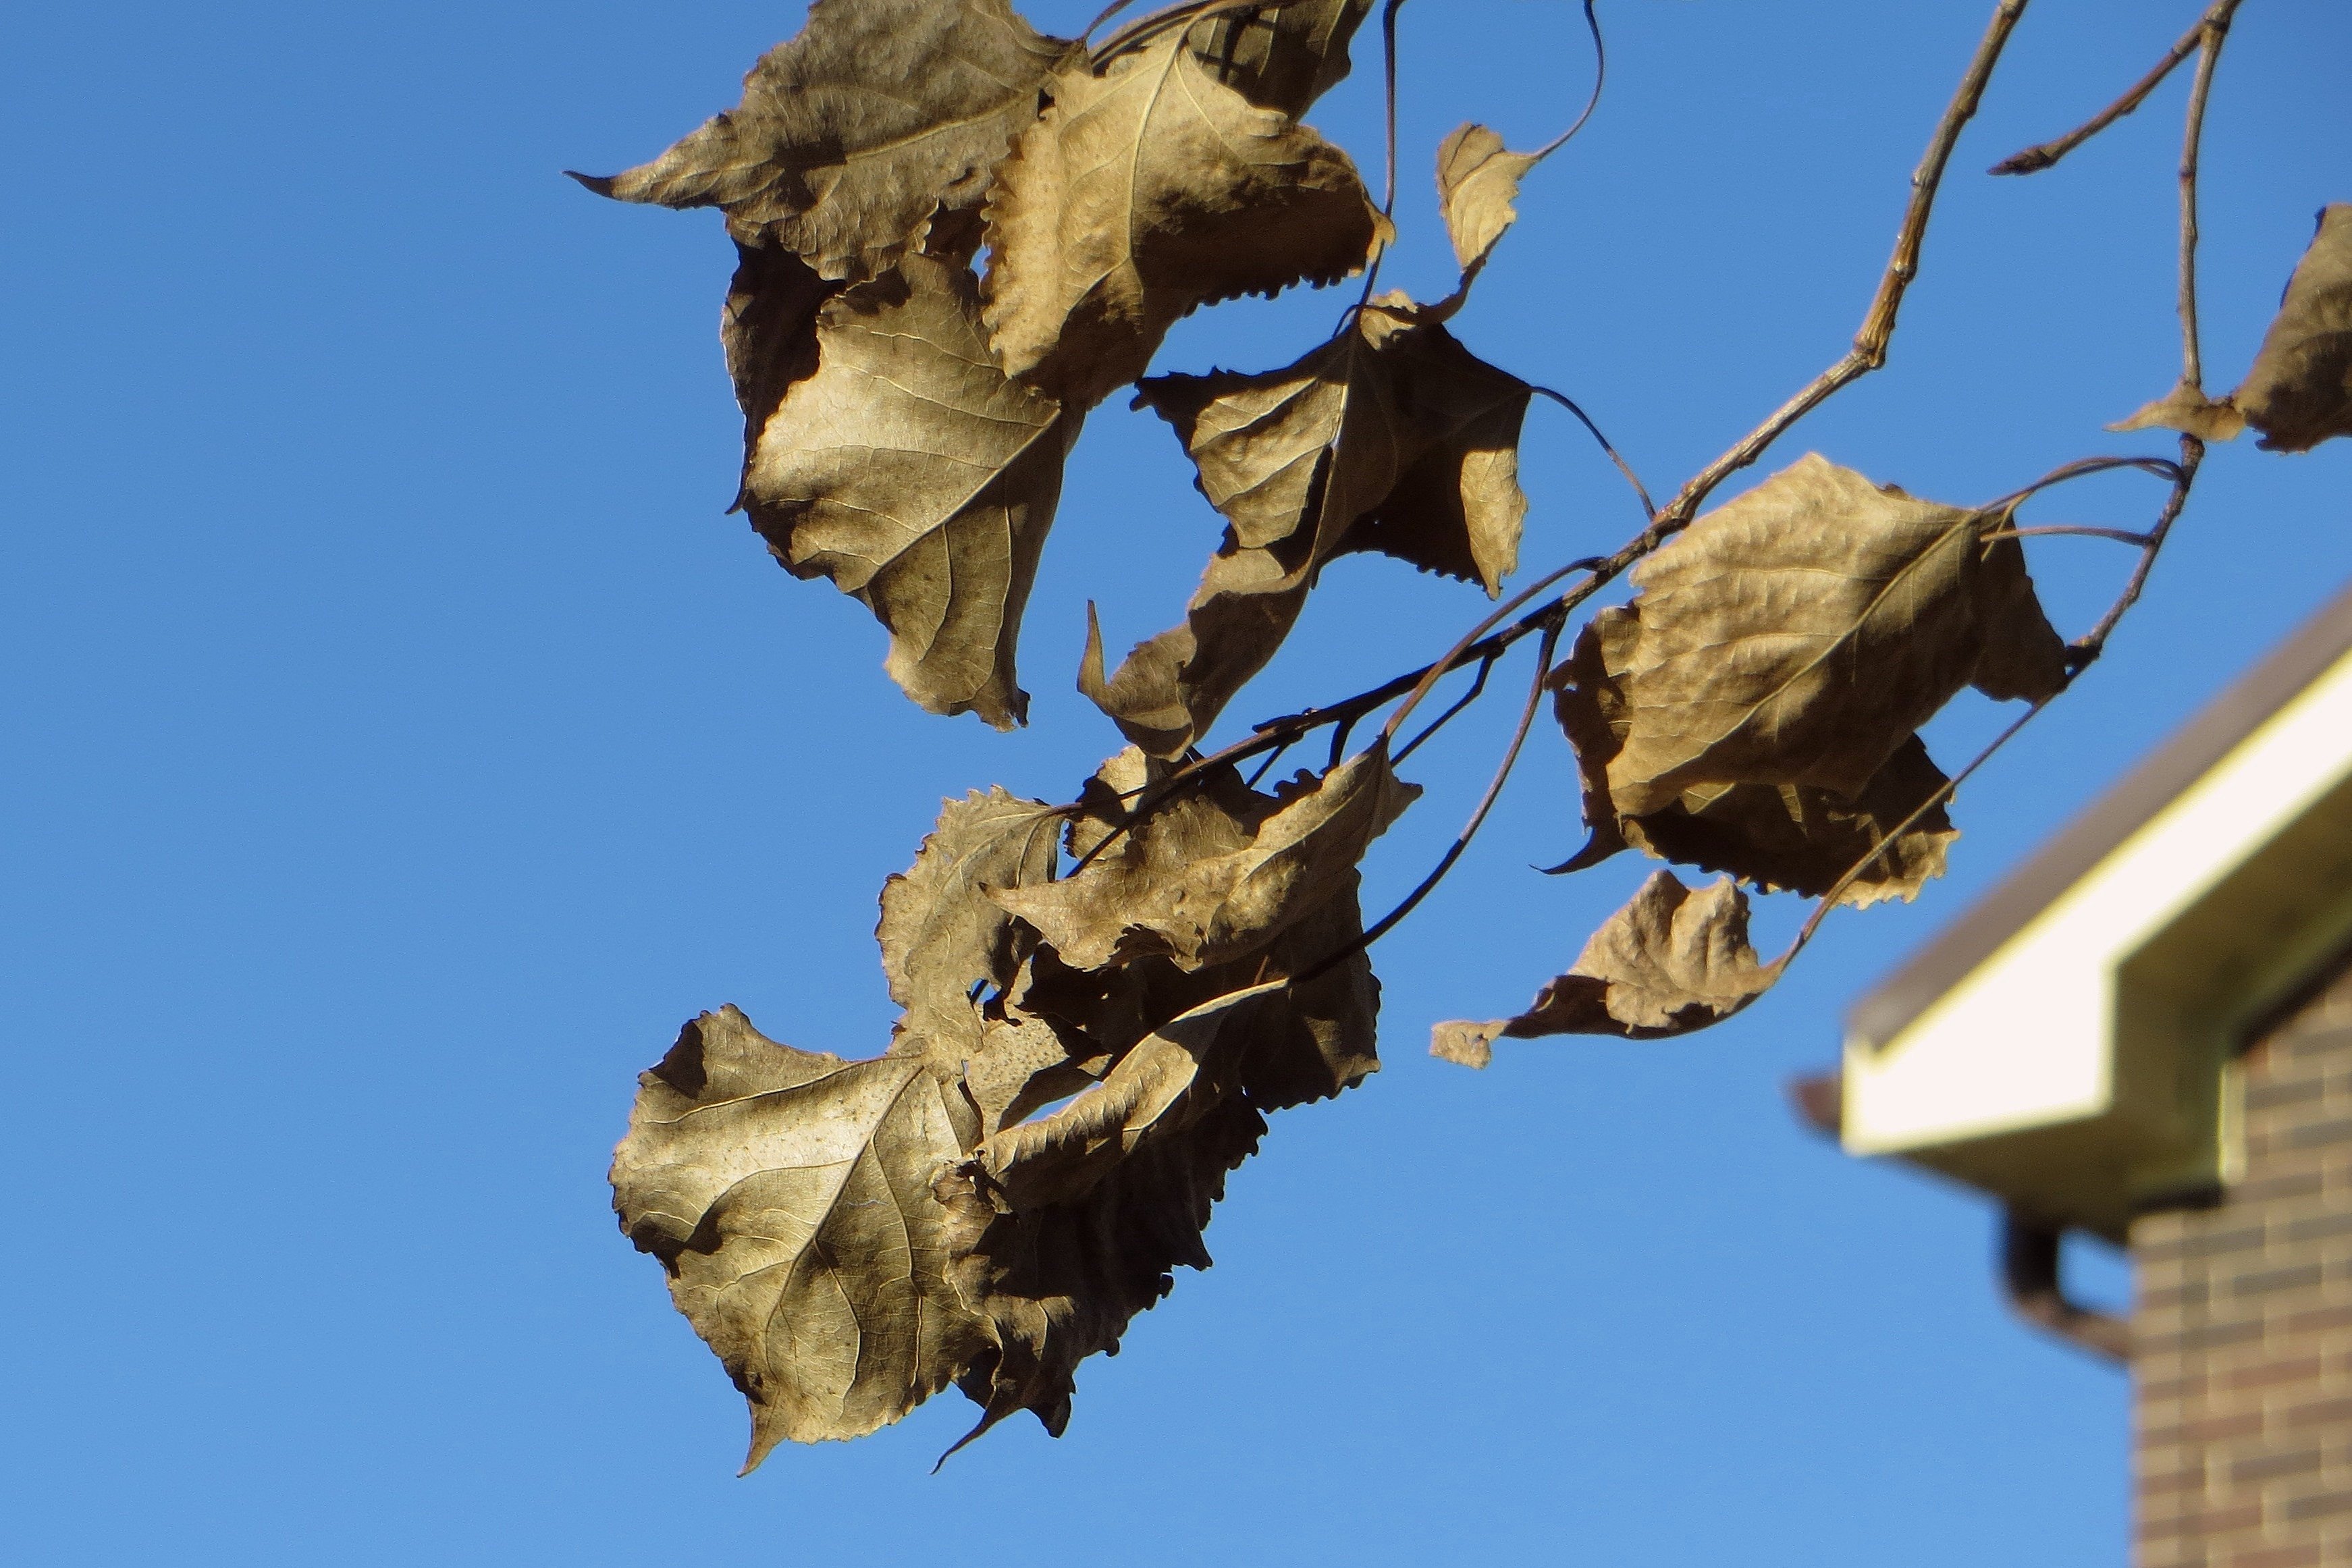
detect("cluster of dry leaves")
[579,0,2352,1464]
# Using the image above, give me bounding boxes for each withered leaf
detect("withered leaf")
[1096,296,1530,754]
[1184,0,1376,118]
[1595,454,2064,818]
[2108,380,2247,442]
[981,32,1384,410]
[2233,204,2352,453]
[971,981,1286,1212]
[745,252,1074,728]
[880,787,1063,1056]
[610,1006,987,1468]
[1436,124,1537,278]
[1553,612,1958,907]
[718,241,842,504]
[574,0,1080,281]
[935,1077,1264,1449]
[1432,871,1784,1064]
[992,747,1419,972]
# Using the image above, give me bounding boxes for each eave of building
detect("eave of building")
[1839,581,2352,1240]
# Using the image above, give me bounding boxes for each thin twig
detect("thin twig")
[2077,435,2204,661]
[1395,649,1501,764]
[1987,0,2244,177]
[1782,700,2052,962]
[1532,0,1606,161]
[1356,0,1409,307]
[1657,0,2033,532]
[1299,616,1567,983]
[1984,524,2156,545]
[1377,558,1604,746]
[2175,5,2237,391]
[1531,385,1657,521]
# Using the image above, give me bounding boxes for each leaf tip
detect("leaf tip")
[1431,1021,1497,1069]
[563,169,619,198]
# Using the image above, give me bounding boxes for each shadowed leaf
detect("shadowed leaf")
[992,747,1419,971]
[1552,612,1958,907]
[2233,204,2352,453]
[1432,871,1783,1063]
[744,253,1074,727]
[1096,296,1529,754]
[981,32,1383,411]
[572,0,1079,282]
[610,1007,988,1469]
[1183,0,1376,117]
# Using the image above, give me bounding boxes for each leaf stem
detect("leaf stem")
[1530,385,1656,522]
[1299,614,1567,983]
[1531,1,1606,162]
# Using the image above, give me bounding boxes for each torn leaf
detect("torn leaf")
[981,32,1383,411]
[610,1007,988,1469]
[573,0,1079,281]
[1100,296,1530,754]
[1432,871,1783,1059]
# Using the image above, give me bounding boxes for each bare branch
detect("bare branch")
[1988,0,2244,177]
[1657,0,2033,531]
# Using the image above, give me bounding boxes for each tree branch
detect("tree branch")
[1987,0,2243,177]
[1657,0,2033,531]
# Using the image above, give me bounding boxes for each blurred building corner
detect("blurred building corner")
[1801,580,2352,1566]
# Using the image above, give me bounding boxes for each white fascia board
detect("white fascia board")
[1844,647,2352,1155]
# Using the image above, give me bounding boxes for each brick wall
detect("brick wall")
[2133,957,2352,1567]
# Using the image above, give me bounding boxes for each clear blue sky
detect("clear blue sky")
[4,2,2347,1563]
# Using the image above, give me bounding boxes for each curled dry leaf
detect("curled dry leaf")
[879,786,1063,1055]
[745,254,1075,728]
[992,746,1420,971]
[1590,454,2064,819]
[1096,295,1530,754]
[1436,124,1538,279]
[1183,0,1376,118]
[1432,871,1784,1066]
[2232,204,2352,454]
[1553,611,1958,907]
[572,0,1079,282]
[2109,380,2247,442]
[610,1007,988,1469]
[981,31,1385,411]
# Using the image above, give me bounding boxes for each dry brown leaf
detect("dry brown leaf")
[971,981,1286,1211]
[744,253,1074,727]
[980,32,1384,411]
[2232,204,2352,453]
[2108,380,2247,442]
[573,0,1079,282]
[1595,454,2064,817]
[992,747,1419,972]
[879,787,1063,1056]
[1436,124,1538,277]
[1552,613,1958,907]
[934,1079,1264,1449]
[610,1006,988,1468]
[1095,298,1530,754]
[1432,871,1784,1062]
[1185,0,1376,118]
